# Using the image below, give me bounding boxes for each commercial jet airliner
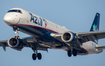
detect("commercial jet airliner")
[1,8,105,60]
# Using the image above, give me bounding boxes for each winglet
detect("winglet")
[90,13,100,31]
[3,45,6,51]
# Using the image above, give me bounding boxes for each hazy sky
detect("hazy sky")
[0,0,105,66]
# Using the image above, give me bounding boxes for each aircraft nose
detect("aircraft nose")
[4,15,12,24]
[4,13,19,25]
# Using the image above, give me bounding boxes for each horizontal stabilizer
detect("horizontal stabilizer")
[96,45,105,50]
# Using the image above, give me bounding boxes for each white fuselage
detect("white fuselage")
[4,8,103,55]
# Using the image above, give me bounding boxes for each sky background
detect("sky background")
[0,0,105,66]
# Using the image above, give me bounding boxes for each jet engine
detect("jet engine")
[8,37,23,51]
[61,32,77,43]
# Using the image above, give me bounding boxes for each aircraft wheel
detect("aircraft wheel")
[67,50,72,57]
[37,53,42,60]
[73,49,77,56]
[32,53,36,60]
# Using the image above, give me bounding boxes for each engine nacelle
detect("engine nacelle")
[61,32,77,43]
[8,37,23,51]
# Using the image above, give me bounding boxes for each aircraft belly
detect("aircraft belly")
[17,25,49,37]
[15,24,63,43]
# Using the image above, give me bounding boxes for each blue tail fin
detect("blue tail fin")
[90,13,100,44]
[90,13,100,31]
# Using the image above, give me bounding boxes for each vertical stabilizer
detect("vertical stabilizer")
[90,13,100,31]
[90,13,100,44]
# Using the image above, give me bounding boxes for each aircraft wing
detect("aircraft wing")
[0,37,48,51]
[77,30,105,43]
[51,30,105,44]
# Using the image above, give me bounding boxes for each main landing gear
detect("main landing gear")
[67,49,77,57]
[32,53,42,60]
[32,50,42,60]
[31,37,43,60]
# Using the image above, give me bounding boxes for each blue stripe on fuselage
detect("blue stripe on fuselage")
[10,24,58,41]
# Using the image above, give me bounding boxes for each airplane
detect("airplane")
[0,8,105,60]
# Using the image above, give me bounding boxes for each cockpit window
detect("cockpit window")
[8,10,22,13]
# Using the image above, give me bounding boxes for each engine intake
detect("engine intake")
[61,32,77,43]
[8,37,19,47]
[8,37,23,50]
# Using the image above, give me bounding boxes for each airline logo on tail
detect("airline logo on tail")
[93,24,98,31]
